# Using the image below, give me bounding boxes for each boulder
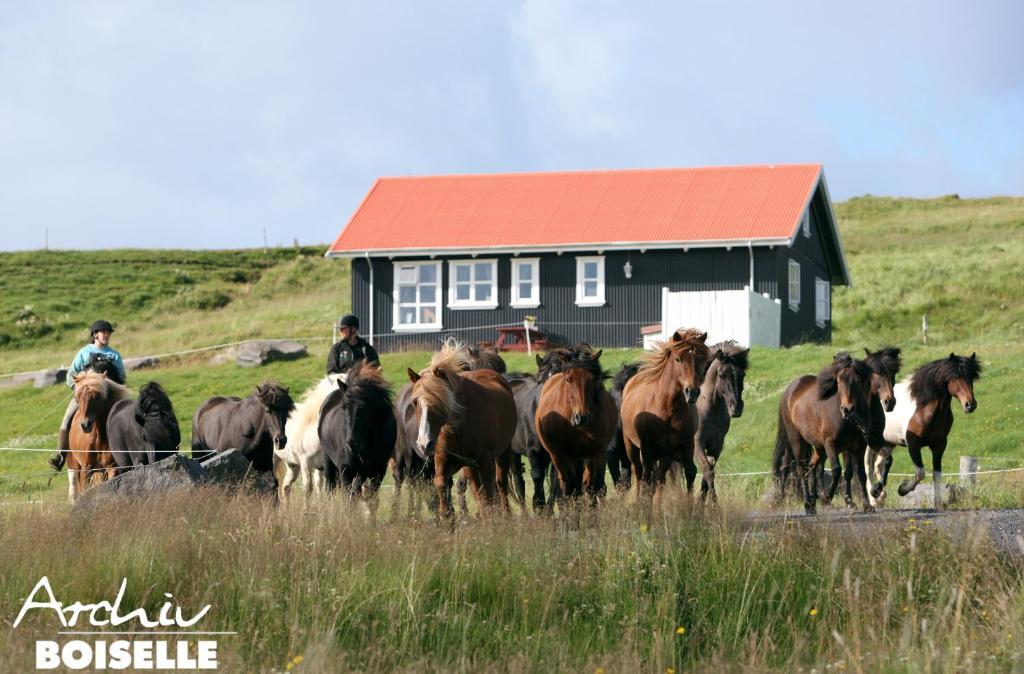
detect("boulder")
[235,340,307,367]
[33,368,68,388]
[124,357,159,371]
[897,482,965,508]
[199,448,277,496]
[71,454,205,515]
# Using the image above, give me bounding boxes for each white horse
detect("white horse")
[864,381,913,508]
[273,373,344,499]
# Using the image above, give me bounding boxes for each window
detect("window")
[788,259,801,311]
[575,256,605,306]
[511,258,540,308]
[802,210,811,238]
[448,259,498,309]
[393,261,442,330]
[815,277,831,327]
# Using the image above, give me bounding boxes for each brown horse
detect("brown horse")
[535,345,617,508]
[67,371,132,502]
[773,353,875,514]
[865,352,981,509]
[620,328,715,513]
[407,340,517,521]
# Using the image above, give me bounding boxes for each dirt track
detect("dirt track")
[744,507,1024,559]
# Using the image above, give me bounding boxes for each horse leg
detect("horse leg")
[323,460,339,492]
[822,444,841,505]
[456,473,470,517]
[931,442,947,510]
[842,449,856,508]
[854,442,873,513]
[682,456,698,495]
[798,446,817,515]
[511,453,526,509]
[693,438,714,503]
[433,464,454,524]
[653,457,674,516]
[528,450,549,515]
[898,438,927,499]
[494,451,514,515]
[364,476,381,522]
[470,460,499,517]
[583,450,607,508]
[67,468,76,503]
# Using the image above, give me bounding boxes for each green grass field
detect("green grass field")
[0,196,1022,672]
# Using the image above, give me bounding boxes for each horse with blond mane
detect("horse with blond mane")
[273,373,344,499]
[620,329,716,513]
[406,339,517,521]
[67,371,132,502]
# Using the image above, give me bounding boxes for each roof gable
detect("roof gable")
[328,164,830,258]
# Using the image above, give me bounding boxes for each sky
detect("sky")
[1,1,1022,251]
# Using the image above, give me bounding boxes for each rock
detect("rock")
[235,340,307,367]
[72,454,205,515]
[198,448,277,496]
[33,368,68,388]
[124,357,159,371]
[897,482,965,508]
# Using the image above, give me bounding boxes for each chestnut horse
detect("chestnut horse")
[407,340,517,521]
[773,353,875,514]
[865,352,981,510]
[620,329,715,513]
[67,372,132,502]
[682,341,750,502]
[535,345,617,507]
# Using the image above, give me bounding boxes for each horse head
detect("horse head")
[255,383,294,450]
[133,382,180,454]
[559,348,606,428]
[74,372,106,434]
[710,342,749,418]
[863,347,902,413]
[823,353,873,429]
[667,329,714,404]
[947,352,981,414]
[407,366,461,458]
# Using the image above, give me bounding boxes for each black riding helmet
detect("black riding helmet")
[90,319,114,337]
[339,314,359,330]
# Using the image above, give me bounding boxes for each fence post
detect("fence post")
[959,456,978,486]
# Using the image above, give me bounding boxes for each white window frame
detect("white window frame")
[510,258,540,308]
[575,255,606,307]
[447,259,499,310]
[802,210,811,238]
[392,260,443,332]
[815,277,831,327]
[788,259,801,311]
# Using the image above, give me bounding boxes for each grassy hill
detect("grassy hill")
[0,196,1022,499]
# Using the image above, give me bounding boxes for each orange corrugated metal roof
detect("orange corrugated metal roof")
[327,164,824,256]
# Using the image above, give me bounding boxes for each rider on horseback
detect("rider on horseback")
[326,314,380,376]
[48,319,127,471]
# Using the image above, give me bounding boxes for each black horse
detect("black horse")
[392,382,439,518]
[682,342,750,501]
[319,363,397,518]
[108,382,181,471]
[606,362,640,491]
[191,382,294,478]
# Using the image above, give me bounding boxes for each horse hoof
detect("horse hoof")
[870,484,884,499]
[897,481,914,497]
[863,505,876,514]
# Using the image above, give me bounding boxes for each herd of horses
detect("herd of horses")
[61,330,982,517]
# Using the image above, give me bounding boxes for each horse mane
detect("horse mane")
[467,344,507,373]
[612,362,641,394]
[412,338,470,427]
[817,352,873,399]
[537,348,573,382]
[634,328,711,385]
[560,343,610,381]
[710,340,750,372]
[342,361,393,406]
[863,346,902,383]
[292,374,344,429]
[75,371,132,402]
[136,381,174,417]
[255,381,295,413]
[910,353,982,406]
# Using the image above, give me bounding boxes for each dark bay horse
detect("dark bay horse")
[468,343,507,373]
[408,340,517,520]
[67,372,132,502]
[392,382,438,518]
[865,353,981,510]
[682,341,750,502]
[535,345,617,507]
[620,329,715,513]
[319,363,396,518]
[108,382,181,471]
[773,353,875,514]
[191,382,294,481]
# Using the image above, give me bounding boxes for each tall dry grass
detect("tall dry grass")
[1,489,1022,672]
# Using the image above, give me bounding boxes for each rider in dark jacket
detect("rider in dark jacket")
[326,314,380,375]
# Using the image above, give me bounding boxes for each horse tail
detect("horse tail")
[771,404,789,480]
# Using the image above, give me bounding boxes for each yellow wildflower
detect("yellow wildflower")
[809,608,818,617]
[676,626,686,635]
